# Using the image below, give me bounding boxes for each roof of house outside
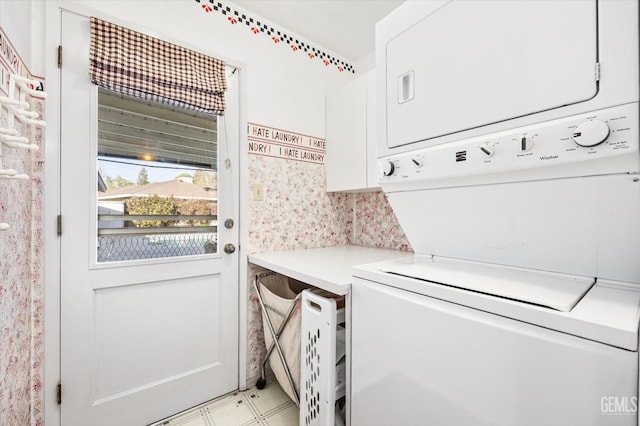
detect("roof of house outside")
[98,180,217,201]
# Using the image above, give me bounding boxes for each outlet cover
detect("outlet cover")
[252,183,264,201]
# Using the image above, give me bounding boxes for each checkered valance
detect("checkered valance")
[89,17,226,115]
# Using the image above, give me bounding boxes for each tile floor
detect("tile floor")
[150,379,299,426]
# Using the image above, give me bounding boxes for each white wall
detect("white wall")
[0,1,32,65]
[53,0,353,134]
[0,0,46,75]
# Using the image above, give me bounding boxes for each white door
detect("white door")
[60,11,239,425]
[386,0,598,147]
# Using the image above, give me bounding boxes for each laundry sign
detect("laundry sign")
[247,123,326,164]
[0,27,42,97]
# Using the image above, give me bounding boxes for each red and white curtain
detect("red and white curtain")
[89,17,227,115]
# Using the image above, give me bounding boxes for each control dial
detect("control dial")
[572,120,610,147]
[479,145,494,158]
[380,160,395,177]
[520,137,534,152]
[410,157,423,168]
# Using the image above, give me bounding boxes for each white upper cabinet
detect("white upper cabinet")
[326,69,379,192]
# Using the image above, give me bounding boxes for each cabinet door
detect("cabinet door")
[326,75,367,192]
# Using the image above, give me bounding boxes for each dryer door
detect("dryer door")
[386,0,598,148]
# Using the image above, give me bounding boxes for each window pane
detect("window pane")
[96,88,218,262]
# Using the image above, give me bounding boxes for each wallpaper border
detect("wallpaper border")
[195,0,356,74]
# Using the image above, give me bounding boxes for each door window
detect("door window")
[97,88,218,262]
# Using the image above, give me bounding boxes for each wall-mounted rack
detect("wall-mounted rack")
[0,74,47,232]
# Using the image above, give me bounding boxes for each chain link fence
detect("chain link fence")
[97,213,218,262]
[98,232,217,262]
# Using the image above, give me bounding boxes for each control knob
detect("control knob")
[380,160,395,177]
[520,137,534,152]
[572,120,610,147]
[479,145,494,158]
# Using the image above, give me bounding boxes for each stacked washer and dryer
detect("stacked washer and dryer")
[351,1,640,425]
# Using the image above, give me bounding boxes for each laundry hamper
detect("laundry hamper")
[300,289,346,426]
[254,272,310,404]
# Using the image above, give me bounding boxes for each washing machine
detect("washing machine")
[350,0,640,424]
[351,256,640,425]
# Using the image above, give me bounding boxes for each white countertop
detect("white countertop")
[249,245,412,295]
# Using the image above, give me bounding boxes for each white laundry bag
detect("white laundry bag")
[259,274,309,403]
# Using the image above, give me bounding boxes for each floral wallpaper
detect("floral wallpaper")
[0,96,45,426]
[246,154,353,380]
[354,191,412,252]
[245,152,411,381]
[248,156,352,253]
[28,99,45,426]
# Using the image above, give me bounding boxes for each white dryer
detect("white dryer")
[350,0,640,424]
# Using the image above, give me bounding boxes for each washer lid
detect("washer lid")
[381,259,594,312]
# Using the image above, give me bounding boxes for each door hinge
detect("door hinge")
[57,214,62,236]
[595,62,600,82]
[57,46,62,68]
[56,382,62,405]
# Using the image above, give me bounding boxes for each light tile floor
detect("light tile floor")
[150,379,299,426]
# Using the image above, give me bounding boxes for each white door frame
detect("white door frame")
[43,3,250,425]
